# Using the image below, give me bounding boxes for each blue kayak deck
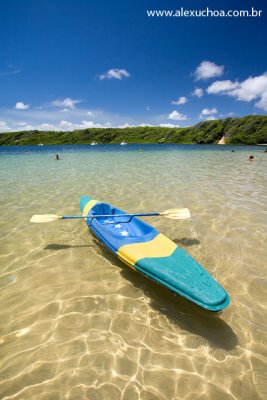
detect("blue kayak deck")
[80,196,230,311]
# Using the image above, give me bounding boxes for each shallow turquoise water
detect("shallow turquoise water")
[0,144,267,399]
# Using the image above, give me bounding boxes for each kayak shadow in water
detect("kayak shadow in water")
[44,243,92,251]
[121,268,237,351]
[174,237,201,247]
[91,236,237,351]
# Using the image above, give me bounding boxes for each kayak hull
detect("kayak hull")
[80,196,230,312]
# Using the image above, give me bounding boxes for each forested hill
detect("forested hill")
[0,115,267,146]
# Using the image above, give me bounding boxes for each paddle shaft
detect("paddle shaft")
[62,212,159,219]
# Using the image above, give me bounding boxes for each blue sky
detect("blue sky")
[0,0,266,131]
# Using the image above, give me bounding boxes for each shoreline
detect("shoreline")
[0,143,264,150]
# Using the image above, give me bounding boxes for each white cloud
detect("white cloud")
[256,92,267,111]
[200,107,218,116]
[117,123,153,128]
[24,120,106,131]
[192,88,204,98]
[118,123,131,128]
[171,96,187,105]
[231,74,267,102]
[159,123,180,128]
[207,72,267,111]
[58,120,105,130]
[15,102,29,110]
[207,80,238,94]
[220,112,235,118]
[194,61,224,81]
[113,122,150,128]
[99,68,130,80]
[204,116,216,121]
[0,121,11,132]
[52,97,81,109]
[200,108,218,119]
[168,110,188,121]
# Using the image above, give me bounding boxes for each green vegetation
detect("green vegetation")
[0,115,267,146]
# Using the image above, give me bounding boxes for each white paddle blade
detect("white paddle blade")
[161,208,191,220]
[30,214,62,223]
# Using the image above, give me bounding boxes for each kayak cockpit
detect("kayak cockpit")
[89,203,155,237]
[87,203,159,252]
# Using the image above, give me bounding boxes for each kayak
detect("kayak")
[80,196,230,312]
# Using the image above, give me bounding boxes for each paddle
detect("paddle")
[30,208,191,223]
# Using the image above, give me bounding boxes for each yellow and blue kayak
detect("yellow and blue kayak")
[80,196,230,312]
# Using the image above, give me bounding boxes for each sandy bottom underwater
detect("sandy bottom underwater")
[0,145,266,399]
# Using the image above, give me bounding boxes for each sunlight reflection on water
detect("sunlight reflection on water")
[0,144,266,399]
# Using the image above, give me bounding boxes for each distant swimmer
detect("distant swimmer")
[248,155,254,161]
[264,148,267,153]
[54,154,60,160]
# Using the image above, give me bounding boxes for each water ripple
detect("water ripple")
[0,145,266,399]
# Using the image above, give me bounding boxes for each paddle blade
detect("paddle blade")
[160,208,191,220]
[30,214,62,223]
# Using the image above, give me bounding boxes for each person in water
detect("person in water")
[249,155,254,161]
[55,154,60,160]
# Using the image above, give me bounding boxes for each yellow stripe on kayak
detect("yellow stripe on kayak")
[117,254,137,271]
[82,199,98,216]
[117,233,177,266]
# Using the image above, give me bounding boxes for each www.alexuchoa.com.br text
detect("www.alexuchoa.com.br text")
[146,7,263,18]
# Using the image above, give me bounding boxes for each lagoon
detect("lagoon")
[0,144,266,399]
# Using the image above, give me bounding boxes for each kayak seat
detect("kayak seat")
[90,203,116,216]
